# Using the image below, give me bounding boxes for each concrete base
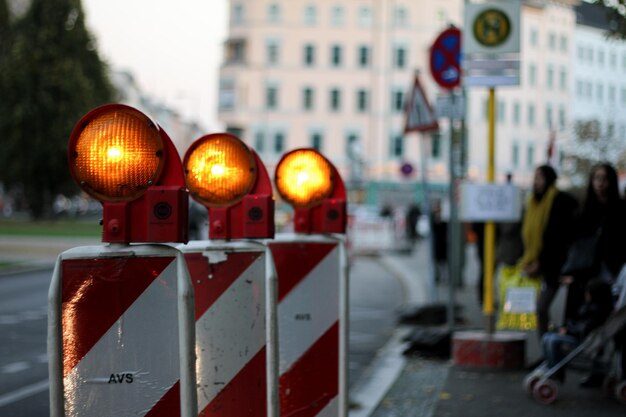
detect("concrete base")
[452,330,526,370]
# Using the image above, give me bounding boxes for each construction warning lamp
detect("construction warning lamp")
[68,104,188,243]
[275,148,346,234]
[183,133,274,239]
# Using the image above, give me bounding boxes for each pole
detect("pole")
[419,132,437,302]
[447,91,462,331]
[484,87,496,334]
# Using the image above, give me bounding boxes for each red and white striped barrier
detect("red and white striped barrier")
[48,244,196,417]
[178,241,278,417]
[269,234,348,417]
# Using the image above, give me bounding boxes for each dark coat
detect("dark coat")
[538,191,579,288]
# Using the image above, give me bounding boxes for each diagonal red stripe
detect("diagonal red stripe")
[269,242,337,302]
[61,256,175,377]
[145,380,181,417]
[199,346,267,417]
[184,251,262,320]
[279,322,339,417]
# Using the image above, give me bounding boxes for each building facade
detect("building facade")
[217,0,611,206]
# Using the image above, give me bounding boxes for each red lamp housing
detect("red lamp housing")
[183,133,274,240]
[274,148,347,234]
[68,104,189,244]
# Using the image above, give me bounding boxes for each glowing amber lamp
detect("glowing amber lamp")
[184,133,257,207]
[275,149,335,208]
[69,107,164,202]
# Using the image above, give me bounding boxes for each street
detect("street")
[0,252,405,416]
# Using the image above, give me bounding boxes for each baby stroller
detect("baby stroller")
[524,277,626,405]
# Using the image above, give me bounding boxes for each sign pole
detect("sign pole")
[484,87,496,334]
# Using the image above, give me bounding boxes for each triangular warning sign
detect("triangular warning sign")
[404,75,439,133]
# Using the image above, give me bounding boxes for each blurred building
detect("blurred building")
[217,0,618,206]
[111,70,204,158]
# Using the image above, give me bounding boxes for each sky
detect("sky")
[82,0,228,130]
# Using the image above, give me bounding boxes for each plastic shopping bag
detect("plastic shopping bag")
[496,265,541,331]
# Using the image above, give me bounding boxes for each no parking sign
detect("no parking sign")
[430,27,462,90]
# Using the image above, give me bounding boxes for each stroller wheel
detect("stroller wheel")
[533,380,558,405]
[523,374,542,395]
[614,381,626,405]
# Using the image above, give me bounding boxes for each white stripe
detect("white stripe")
[0,380,49,408]
[195,252,266,411]
[278,245,340,374]
[64,259,180,416]
[316,396,339,417]
[1,361,30,374]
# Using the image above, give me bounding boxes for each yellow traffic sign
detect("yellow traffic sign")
[473,8,511,47]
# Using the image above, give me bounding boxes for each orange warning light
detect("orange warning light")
[69,107,164,202]
[275,149,335,208]
[184,133,257,208]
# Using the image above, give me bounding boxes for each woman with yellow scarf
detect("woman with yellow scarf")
[519,165,578,339]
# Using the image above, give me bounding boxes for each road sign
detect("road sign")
[404,75,438,133]
[179,241,278,417]
[459,183,522,221]
[48,245,196,417]
[463,1,521,87]
[269,235,348,417]
[464,1,521,55]
[430,27,462,90]
[435,93,466,119]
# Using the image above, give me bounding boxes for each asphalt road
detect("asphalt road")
[0,253,404,416]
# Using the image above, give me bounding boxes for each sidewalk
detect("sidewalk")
[349,241,624,417]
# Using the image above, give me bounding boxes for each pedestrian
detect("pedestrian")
[560,163,626,387]
[561,163,626,321]
[518,165,578,339]
[430,199,448,284]
[405,204,422,246]
[541,279,614,383]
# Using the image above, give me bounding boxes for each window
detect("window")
[546,104,553,128]
[513,102,520,125]
[528,104,535,126]
[577,46,584,61]
[559,106,566,130]
[233,4,244,25]
[345,132,360,160]
[431,132,441,158]
[610,52,617,68]
[331,6,344,26]
[598,48,605,67]
[358,6,372,27]
[392,90,404,113]
[559,68,567,91]
[218,79,235,111]
[330,88,341,111]
[529,63,537,86]
[303,44,315,66]
[356,89,369,112]
[394,45,407,69]
[512,143,519,167]
[547,65,554,89]
[530,29,538,46]
[310,131,323,151]
[597,83,604,102]
[609,85,616,103]
[226,39,246,64]
[302,87,314,110]
[576,80,583,98]
[390,133,403,158]
[266,39,280,65]
[254,131,265,153]
[304,5,316,25]
[586,81,593,99]
[394,7,408,27]
[548,32,556,50]
[274,132,285,154]
[498,100,505,123]
[268,3,281,23]
[621,87,626,106]
[588,47,594,63]
[527,144,535,168]
[358,46,370,68]
[331,44,342,67]
[560,35,567,52]
[265,84,278,110]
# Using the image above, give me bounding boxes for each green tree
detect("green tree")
[590,0,626,39]
[0,0,113,218]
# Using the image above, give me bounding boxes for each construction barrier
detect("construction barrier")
[48,244,196,417]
